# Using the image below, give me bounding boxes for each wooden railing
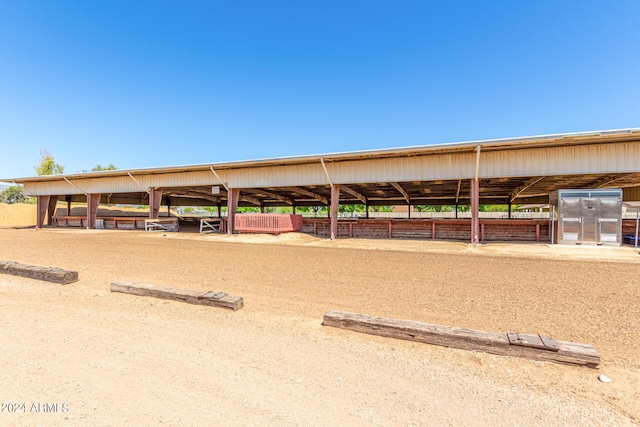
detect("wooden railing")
[53,216,176,231]
[302,218,550,242]
[235,214,303,234]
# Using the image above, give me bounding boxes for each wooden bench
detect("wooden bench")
[53,216,86,228]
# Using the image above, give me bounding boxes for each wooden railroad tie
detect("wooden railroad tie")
[110,281,243,311]
[322,310,600,368]
[0,261,79,285]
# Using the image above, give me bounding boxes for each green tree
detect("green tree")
[479,204,509,212]
[237,206,260,213]
[370,206,393,212]
[35,150,64,175]
[90,164,117,172]
[0,186,27,204]
[339,204,364,216]
[294,206,310,213]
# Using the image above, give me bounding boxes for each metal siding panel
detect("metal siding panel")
[330,153,476,184]
[480,142,640,178]
[69,177,139,194]
[227,164,328,188]
[136,171,216,188]
[623,187,640,202]
[24,181,82,196]
[18,140,640,195]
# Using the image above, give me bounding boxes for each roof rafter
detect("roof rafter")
[510,176,545,202]
[390,182,410,204]
[165,187,263,206]
[166,190,221,204]
[248,189,294,205]
[596,173,639,188]
[291,187,328,205]
[341,185,368,204]
[239,194,262,206]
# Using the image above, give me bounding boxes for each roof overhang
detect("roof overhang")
[4,127,640,184]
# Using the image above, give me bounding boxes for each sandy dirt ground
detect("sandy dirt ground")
[0,203,157,228]
[0,203,37,227]
[0,222,639,425]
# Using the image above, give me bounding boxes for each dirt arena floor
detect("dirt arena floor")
[1,225,639,426]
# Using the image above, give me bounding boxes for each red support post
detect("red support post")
[536,223,540,242]
[227,188,240,234]
[36,195,51,229]
[471,178,480,244]
[47,196,58,226]
[431,221,436,239]
[330,184,340,240]
[86,194,101,229]
[149,188,162,219]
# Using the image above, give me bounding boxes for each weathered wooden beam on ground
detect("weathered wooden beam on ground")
[0,261,79,284]
[110,281,243,311]
[322,310,600,368]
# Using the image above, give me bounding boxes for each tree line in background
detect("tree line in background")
[183,203,514,215]
[0,151,116,204]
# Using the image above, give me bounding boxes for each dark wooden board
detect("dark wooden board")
[0,261,78,284]
[110,281,243,311]
[322,310,600,368]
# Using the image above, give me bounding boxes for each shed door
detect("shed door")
[581,198,598,244]
[598,197,621,244]
[560,198,581,243]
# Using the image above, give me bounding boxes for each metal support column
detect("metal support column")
[471,145,481,244]
[47,196,58,225]
[330,184,340,240]
[471,179,480,244]
[635,206,640,249]
[86,194,101,229]
[149,188,162,219]
[227,188,240,234]
[36,195,51,229]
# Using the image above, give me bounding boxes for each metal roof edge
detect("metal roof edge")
[3,127,639,184]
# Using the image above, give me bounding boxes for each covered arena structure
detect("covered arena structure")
[4,128,640,244]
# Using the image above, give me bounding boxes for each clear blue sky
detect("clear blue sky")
[1,1,639,178]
